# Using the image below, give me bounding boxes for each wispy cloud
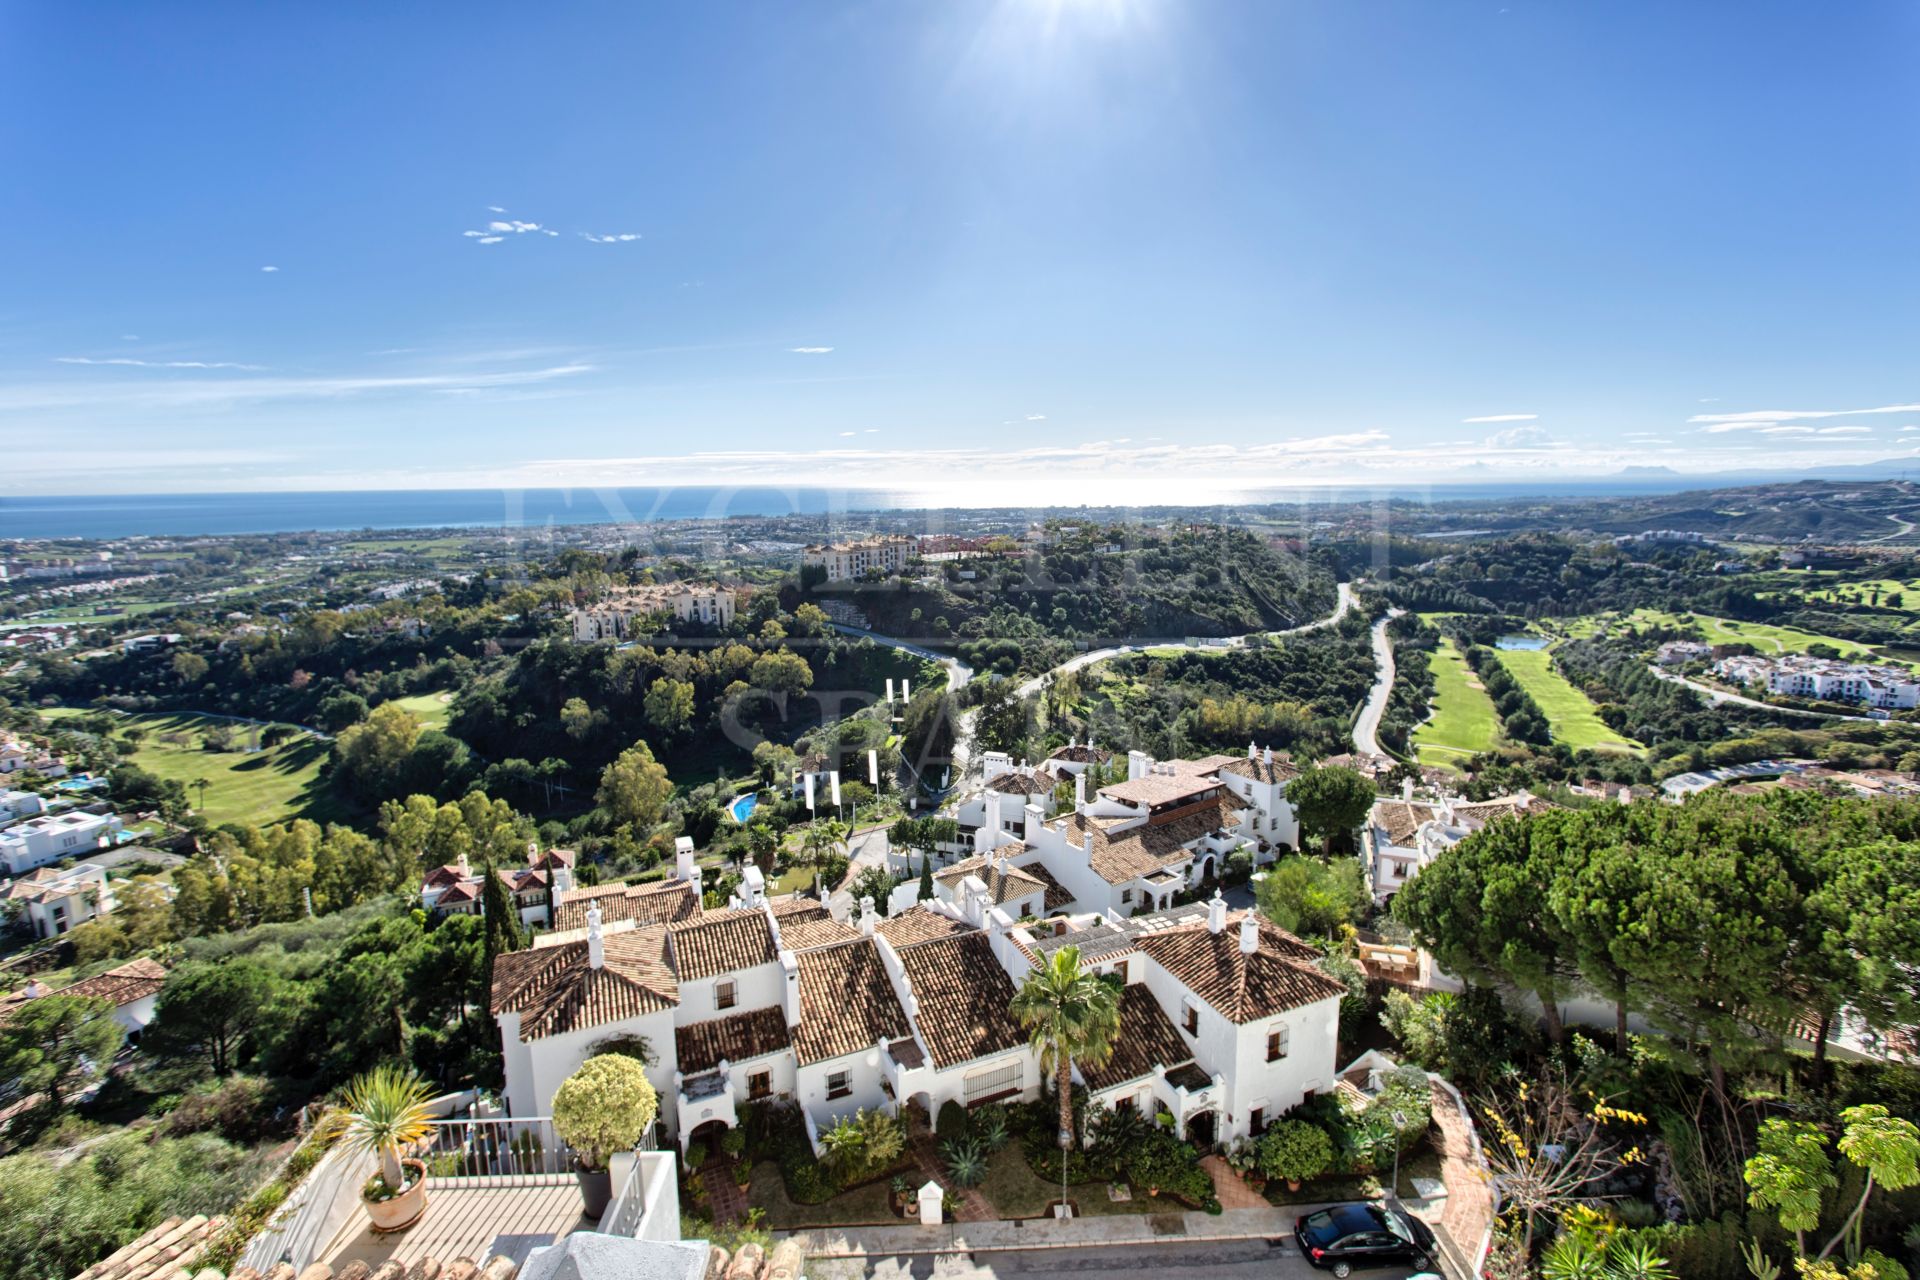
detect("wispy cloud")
[6,363,592,412]
[1484,424,1555,448]
[838,431,856,437]
[487,205,507,213]
[790,347,834,354]
[260,265,279,273]
[1463,412,1538,424]
[464,217,561,243]
[580,232,642,244]
[57,356,265,371]
[1690,402,1920,425]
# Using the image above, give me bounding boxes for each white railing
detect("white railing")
[600,1150,668,1238]
[413,1115,654,1187]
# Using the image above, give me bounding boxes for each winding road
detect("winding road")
[1351,607,1405,756]
[1647,666,1877,723]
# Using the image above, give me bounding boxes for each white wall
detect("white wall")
[677,963,782,1022]
[796,1049,891,1134]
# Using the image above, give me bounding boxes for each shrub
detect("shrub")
[819,1108,907,1187]
[943,1137,986,1187]
[1259,1120,1333,1185]
[161,1075,278,1144]
[936,1100,968,1143]
[551,1055,659,1172]
[720,1127,747,1158]
[685,1142,708,1170]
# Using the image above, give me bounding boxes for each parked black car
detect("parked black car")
[1295,1202,1438,1276]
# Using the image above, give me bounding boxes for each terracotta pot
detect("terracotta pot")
[1286,1179,1301,1192]
[576,1165,614,1218]
[363,1158,429,1233]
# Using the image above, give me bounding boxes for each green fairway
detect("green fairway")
[1411,637,1501,770]
[387,688,455,730]
[41,708,338,827]
[1492,647,1641,753]
[1611,609,1885,660]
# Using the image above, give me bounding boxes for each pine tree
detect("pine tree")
[918,853,934,901]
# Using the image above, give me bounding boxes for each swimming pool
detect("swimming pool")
[728,793,759,823]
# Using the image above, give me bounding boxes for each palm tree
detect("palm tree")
[745,821,779,877]
[797,818,848,875]
[191,777,211,812]
[1010,944,1120,1156]
[326,1064,435,1191]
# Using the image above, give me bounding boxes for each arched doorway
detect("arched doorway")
[1198,856,1217,887]
[1185,1109,1218,1150]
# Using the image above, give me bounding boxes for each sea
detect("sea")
[0,476,1726,541]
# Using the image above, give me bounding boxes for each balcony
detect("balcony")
[238,1115,670,1277]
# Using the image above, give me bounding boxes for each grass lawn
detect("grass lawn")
[1612,609,1886,661]
[1492,647,1641,754]
[972,1146,1157,1218]
[749,1162,900,1230]
[43,707,340,826]
[387,688,455,730]
[1410,638,1501,770]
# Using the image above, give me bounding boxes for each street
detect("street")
[806,1239,1426,1280]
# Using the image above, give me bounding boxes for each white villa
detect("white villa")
[801,536,914,583]
[0,809,121,875]
[947,744,1305,920]
[1361,787,1556,904]
[5,860,114,937]
[421,843,576,929]
[1,957,169,1035]
[1713,653,1920,710]
[570,583,741,642]
[492,845,1345,1155]
[0,788,47,827]
[0,734,67,779]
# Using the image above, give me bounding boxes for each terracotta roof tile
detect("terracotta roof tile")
[1072,800,1239,884]
[1048,745,1114,765]
[1019,862,1075,913]
[675,1005,792,1074]
[1134,911,1345,1023]
[1217,754,1301,784]
[984,769,1060,796]
[59,958,168,1007]
[1082,984,1193,1092]
[791,938,910,1066]
[1370,800,1441,848]
[894,931,1024,1070]
[777,908,862,951]
[669,908,778,980]
[935,854,1048,906]
[491,928,678,1039]
[553,878,700,932]
[875,905,973,947]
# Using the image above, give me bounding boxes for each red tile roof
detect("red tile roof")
[1134,911,1345,1023]
[490,928,679,1039]
[790,938,910,1066]
[894,931,1024,1070]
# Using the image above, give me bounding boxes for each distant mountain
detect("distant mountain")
[1614,465,1679,477]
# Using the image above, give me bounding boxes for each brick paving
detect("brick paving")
[700,1159,752,1224]
[1427,1079,1494,1273]
[1200,1156,1269,1210]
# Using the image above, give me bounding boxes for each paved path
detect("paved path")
[804,1240,1426,1280]
[830,624,975,694]
[1351,607,1404,756]
[1647,666,1875,722]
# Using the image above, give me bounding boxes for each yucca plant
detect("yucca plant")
[943,1136,987,1187]
[329,1064,434,1194]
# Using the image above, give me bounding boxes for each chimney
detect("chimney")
[1023,802,1043,841]
[741,864,766,907]
[1264,746,1273,768]
[960,875,989,926]
[674,836,696,884]
[587,905,606,970]
[1074,772,1087,811]
[1239,913,1259,955]
[1207,891,1227,934]
[780,950,802,1027]
[526,839,540,867]
[1247,740,1257,761]
[1401,776,1414,802]
[457,851,472,879]
[553,864,574,894]
[859,896,877,936]
[1128,750,1151,781]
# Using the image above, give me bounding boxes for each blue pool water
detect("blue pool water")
[728,793,759,823]
[1495,635,1550,650]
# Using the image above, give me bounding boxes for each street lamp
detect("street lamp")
[1389,1110,1407,1200]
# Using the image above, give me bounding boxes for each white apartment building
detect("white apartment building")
[5,861,114,937]
[1361,789,1554,903]
[493,853,1342,1156]
[0,789,47,827]
[571,583,741,642]
[1714,654,1920,710]
[0,810,122,874]
[800,536,914,583]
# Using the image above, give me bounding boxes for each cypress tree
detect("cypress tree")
[482,861,526,960]
[918,852,935,901]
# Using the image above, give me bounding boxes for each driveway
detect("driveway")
[806,1240,1425,1280]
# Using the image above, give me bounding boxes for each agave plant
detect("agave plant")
[328,1064,435,1193]
[972,1106,1011,1153]
[943,1136,987,1188]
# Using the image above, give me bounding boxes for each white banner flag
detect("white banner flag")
[868,749,879,786]
[830,770,842,807]
[901,678,911,701]
[885,677,895,704]
[804,773,816,810]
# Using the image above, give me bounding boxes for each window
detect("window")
[1249,1107,1266,1135]
[748,1069,771,1100]
[1183,1003,1199,1035]
[1267,1027,1289,1061]
[826,1069,851,1100]
[963,1059,1022,1105]
[1120,888,1134,905]
[716,980,737,1011]
[1115,1095,1136,1115]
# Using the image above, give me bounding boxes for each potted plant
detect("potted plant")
[1259,1119,1333,1193]
[328,1064,435,1233]
[550,1054,660,1218]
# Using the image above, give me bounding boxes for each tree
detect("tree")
[1394,812,1575,1045]
[643,678,696,735]
[919,853,935,901]
[560,696,601,741]
[1743,1105,1920,1266]
[1284,764,1375,855]
[0,995,123,1110]
[1010,945,1120,1148]
[745,821,779,877]
[1255,855,1365,938]
[796,819,848,875]
[170,651,209,685]
[749,651,814,701]
[481,862,526,961]
[333,703,424,803]
[1477,1068,1650,1250]
[551,1055,660,1172]
[598,739,672,830]
[1258,1120,1333,1187]
[316,692,370,732]
[190,776,212,813]
[146,961,277,1077]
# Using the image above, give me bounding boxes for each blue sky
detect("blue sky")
[4,0,1919,498]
